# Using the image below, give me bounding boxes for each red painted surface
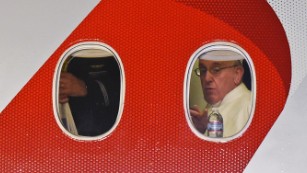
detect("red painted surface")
[0,0,290,172]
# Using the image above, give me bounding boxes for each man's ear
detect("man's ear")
[235,66,244,85]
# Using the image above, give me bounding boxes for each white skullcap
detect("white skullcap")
[72,49,113,58]
[199,50,244,61]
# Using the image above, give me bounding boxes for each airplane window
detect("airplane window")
[184,41,256,143]
[53,42,125,141]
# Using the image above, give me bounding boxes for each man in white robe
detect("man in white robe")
[190,50,252,138]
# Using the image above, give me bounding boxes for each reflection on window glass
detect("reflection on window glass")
[186,42,255,142]
[56,43,123,138]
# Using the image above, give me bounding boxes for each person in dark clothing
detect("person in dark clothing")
[59,50,120,136]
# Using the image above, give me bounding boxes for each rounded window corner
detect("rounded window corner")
[53,41,125,141]
[184,41,256,143]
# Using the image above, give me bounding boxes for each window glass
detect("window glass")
[53,42,125,141]
[184,42,256,142]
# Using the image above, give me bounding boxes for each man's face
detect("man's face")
[198,60,241,105]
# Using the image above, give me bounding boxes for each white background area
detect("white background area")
[245,1,307,172]
[0,0,99,113]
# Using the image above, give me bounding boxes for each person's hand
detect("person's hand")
[190,105,208,133]
[59,72,88,104]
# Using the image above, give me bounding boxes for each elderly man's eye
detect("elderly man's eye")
[211,67,221,74]
[201,68,207,73]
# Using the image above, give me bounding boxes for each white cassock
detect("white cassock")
[205,83,252,137]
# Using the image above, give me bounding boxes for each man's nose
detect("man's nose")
[203,71,213,83]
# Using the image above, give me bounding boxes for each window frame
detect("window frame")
[53,41,125,141]
[184,41,256,143]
